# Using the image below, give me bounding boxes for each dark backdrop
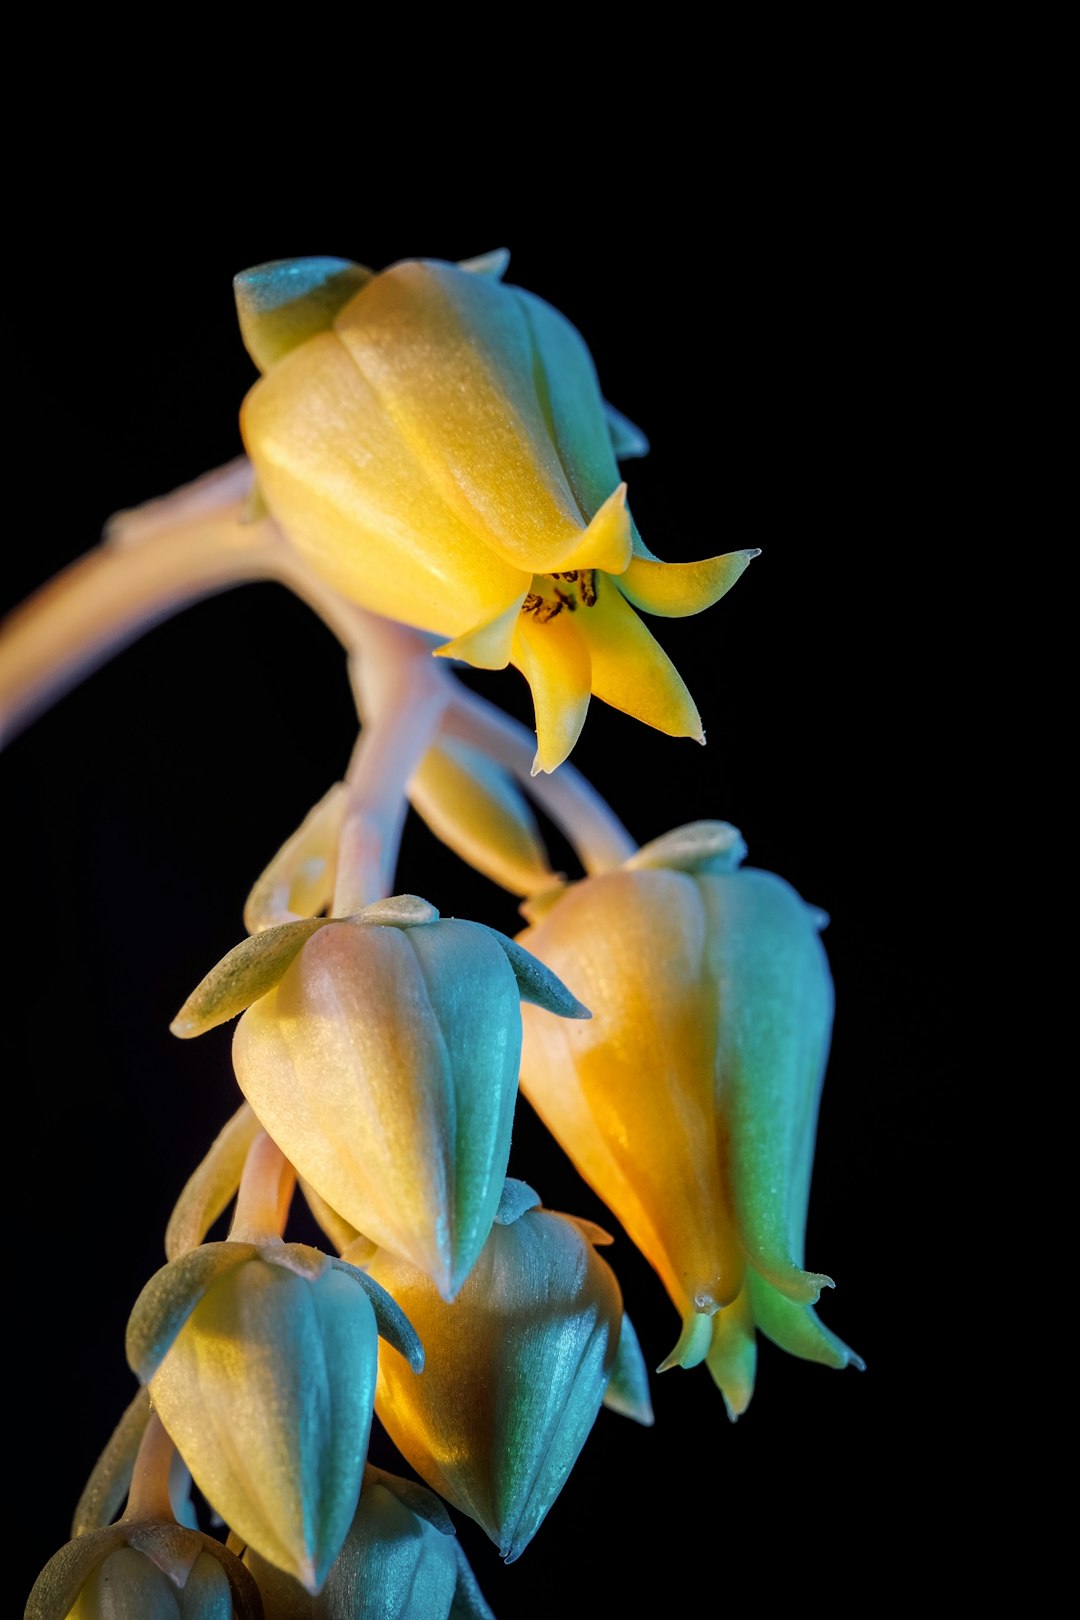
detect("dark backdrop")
[7,209,942,1615]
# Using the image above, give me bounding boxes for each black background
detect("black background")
[6,171,947,1615]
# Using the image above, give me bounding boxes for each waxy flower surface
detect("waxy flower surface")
[237,252,755,770]
[517,823,863,1416]
[365,1181,627,1562]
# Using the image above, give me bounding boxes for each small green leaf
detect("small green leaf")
[330,1257,425,1372]
[479,927,590,1019]
[165,1102,261,1260]
[626,820,748,875]
[603,1314,654,1426]
[170,919,329,1038]
[235,257,373,372]
[494,1179,541,1225]
[126,1242,258,1383]
[71,1386,151,1536]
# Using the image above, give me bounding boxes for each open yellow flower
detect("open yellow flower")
[517,822,863,1417]
[237,251,756,771]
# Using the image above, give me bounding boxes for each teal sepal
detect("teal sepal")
[450,1539,497,1619]
[330,1256,425,1372]
[603,1313,654,1426]
[604,400,650,459]
[25,1524,129,1620]
[458,248,511,280]
[71,1385,151,1535]
[235,257,373,372]
[364,1464,455,1535]
[494,1177,541,1224]
[749,1271,866,1372]
[478,924,591,1019]
[170,919,329,1037]
[173,1550,235,1615]
[126,1242,259,1383]
[625,820,747,875]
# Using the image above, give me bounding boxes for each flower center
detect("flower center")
[521,570,599,624]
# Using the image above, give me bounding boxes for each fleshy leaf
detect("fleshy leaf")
[165,1102,261,1260]
[244,781,347,932]
[170,919,329,1037]
[358,894,440,927]
[603,1313,654,1425]
[126,1242,258,1383]
[617,547,759,618]
[330,1256,425,1372]
[458,248,511,280]
[479,926,590,1018]
[626,820,748,876]
[71,1386,151,1536]
[235,257,374,372]
[604,400,650,460]
[493,1178,541,1224]
[409,734,554,897]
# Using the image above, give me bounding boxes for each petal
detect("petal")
[243,782,348,933]
[433,592,527,670]
[458,247,511,279]
[582,579,704,741]
[511,614,591,775]
[234,257,373,372]
[603,1313,654,1426]
[26,1526,128,1620]
[408,733,554,896]
[618,548,758,618]
[705,1286,758,1421]
[749,1271,865,1372]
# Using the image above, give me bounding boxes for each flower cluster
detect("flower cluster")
[11,249,861,1620]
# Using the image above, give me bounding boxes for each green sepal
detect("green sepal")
[165,1102,261,1259]
[457,248,510,279]
[265,1240,330,1282]
[604,400,650,459]
[625,820,748,875]
[329,1256,425,1372]
[558,1215,614,1247]
[170,919,329,1037]
[478,926,591,1018]
[25,1524,129,1620]
[494,1178,541,1225]
[603,1313,654,1426]
[126,1241,259,1383]
[235,256,373,372]
[749,1271,866,1372]
[123,1520,203,1585]
[71,1385,151,1535]
[363,1464,455,1536]
[450,1539,498,1619]
[358,894,440,927]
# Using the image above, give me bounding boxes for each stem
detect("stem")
[442,686,636,873]
[229,1131,295,1244]
[332,613,451,913]
[125,1414,177,1523]
[0,461,287,747]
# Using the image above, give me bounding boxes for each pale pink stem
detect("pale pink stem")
[229,1131,296,1244]
[125,1414,177,1523]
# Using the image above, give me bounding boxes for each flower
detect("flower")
[26,1518,260,1620]
[364,1179,640,1563]
[244,1465,495,1619]
[125,1237,423,1592]
[236,251,756,771]
[516,821,863,1418]
[173,894,588,1301]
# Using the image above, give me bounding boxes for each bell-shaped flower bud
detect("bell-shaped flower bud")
[244,1466,494,1619]
[174,896,587,1301]
[365,1180,626,1562]
[125,1238,422,1593]
[237,251,755,771]
[27,1518,260,1620]
[517,822,863,1417]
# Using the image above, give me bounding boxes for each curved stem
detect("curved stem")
[125,1414,177,1523]
[229,1131,295,1244]
[442,686,636,873]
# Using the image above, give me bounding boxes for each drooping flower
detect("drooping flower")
[365,1179,650,1563]
[244,1465,494,1619]
[171,895,588,1301]
[516,822,863,1418]
[236,251,756,771]
[125,1236,423,1592]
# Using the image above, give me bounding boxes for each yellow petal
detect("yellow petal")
[408,735,554,896]
[511,614,592,775]
[705,1286,758,1421]
[618,547,759,618]
[433,592,525,670]
[547,482,632,576]
[582,578,703,740]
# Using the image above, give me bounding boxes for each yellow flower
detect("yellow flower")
[516,822,863,1418]
[364,1180,646,1563]
[236,252,756,771]
[173,895,588,1302]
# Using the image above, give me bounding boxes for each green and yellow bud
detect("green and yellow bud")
[126,1239,422,1593]
[517,821,863,1417]
[27,1519,260,1620]
[236,252,755,771]
[366,1180,630,1562]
